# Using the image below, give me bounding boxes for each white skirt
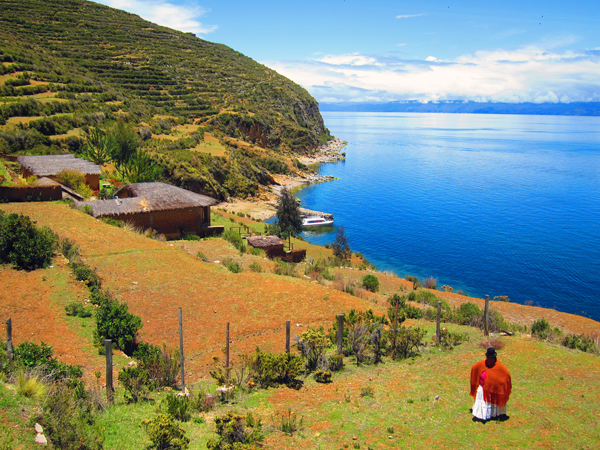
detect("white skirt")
[472,385,507,420]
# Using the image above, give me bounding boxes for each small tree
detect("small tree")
[275,187,302,250]
[83,127,116,166]
[0,212,56,271]
[362,274,380,293]
[331,226,352,261]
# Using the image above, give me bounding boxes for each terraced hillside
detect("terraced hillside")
[0,0,330,199]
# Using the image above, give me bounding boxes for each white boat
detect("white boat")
[302,216,334,227]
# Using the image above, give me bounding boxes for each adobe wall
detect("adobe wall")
[0,185,62,202]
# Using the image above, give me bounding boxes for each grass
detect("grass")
[16,372,47,401]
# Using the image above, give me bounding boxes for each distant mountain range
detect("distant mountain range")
[319,101,600,116]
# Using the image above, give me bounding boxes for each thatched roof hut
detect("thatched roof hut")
[76,182,221,239]
[246,235,285,248]
[17,154,102,190]
[17,154,102,176]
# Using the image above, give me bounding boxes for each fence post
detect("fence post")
[226,322,230,385]
[178,307,185,393]
[104,340,113,404]
[6,318,13,362]
[484,295,490,337]
[436,301,442,345]
[337,314,344,355]
[285,320,291,353]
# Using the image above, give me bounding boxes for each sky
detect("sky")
[93,1,600,104]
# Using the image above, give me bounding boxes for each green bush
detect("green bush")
[65,301,92,318]
[251,350,303,387]
[70,261,101,289]
[248,262,262,273]
[95,298,143,355]
[164,392,191,422]
[43,382,105,450]
[362,274,380,293]
[456,302,481,325]
[562,334,599,354]
[56,169,93,197]
[273,260,296,277]
[207,412,263,450]
[313,369,332,383]
[531,318,562,341]
[0,212,56,271]
[118,365,150,403]
[13,341,82,381]
[406,275,422,289]
[389,326,427,360]
[132,343,180,390]
[295,328,331,372]
[222,229,244,250]
[142,414,190,450]
[227,262,242,273]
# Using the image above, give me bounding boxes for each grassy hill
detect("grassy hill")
[0,0,331,199]
[1,202,600,448]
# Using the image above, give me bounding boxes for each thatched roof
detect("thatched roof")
[35,177,60,186]
[17,154,102,176]
[246,235,284,248]
[75,182,217,217]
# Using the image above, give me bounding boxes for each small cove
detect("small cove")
[297,112,600,321]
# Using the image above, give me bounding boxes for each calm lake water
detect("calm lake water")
[297,112,600,321]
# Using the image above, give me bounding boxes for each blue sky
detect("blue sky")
[94,1,600,104]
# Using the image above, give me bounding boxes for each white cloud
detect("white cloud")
[95,0,217,35]
[264,46,600,103]
[396,14,424,19]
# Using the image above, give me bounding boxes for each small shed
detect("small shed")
[75,182,223,239]
[246,235,306,262]
[17,154,102,190]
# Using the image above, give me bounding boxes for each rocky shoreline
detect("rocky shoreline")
[217,137,345,220]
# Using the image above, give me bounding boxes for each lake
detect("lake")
[297,112,600,321]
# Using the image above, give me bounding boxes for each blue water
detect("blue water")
[297,112,600,321]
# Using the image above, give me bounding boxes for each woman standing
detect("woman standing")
[470,347,512,421]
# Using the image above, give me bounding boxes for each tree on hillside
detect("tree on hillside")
[82,127,116,166]
[331,226,352,262]
[275,187,302,250]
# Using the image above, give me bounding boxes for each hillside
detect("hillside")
[0,0,331,199]
[1,202,600,449]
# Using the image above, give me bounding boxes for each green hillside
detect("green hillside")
[0,0,330,199]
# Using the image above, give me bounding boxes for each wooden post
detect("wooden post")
[104,340,113,404]
[436,301,442,345]
[225,322,230,385]
[337,314,344,355]
[484,295,490,337]
[6,318,13,362]
[285,320,291,353]
[178,307,185,393]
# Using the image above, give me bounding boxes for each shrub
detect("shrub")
[562,334,599,354]
[531,318,551,338]
[191,385,214,413]
[118,366,150,403]
[248,262,262,273]
[251,350,303,387]
[95,298,143,355]
[406,275,421,289]
[0,212,56,271]
[435,328,469,349]
[222,229,244,250]
[65,301,92,318]
[273,408,303,436]
[249,247,264,257]
[70,261,101,289]
[207,412,263,449]
[42,382,105,450]
[390,326,427,360]
[456,302,481,325]
[423,277,437,290]
[142,414,190,450]
[295,328,331,372]
[227,262,242,273]
[331,226,352,261]
[13,342,82,381]
[56,169,93,197]
[56,236,80,262]
[132,343,180,389]
[362,274,380,293]
[494,295,510,302]
[313,369,332,383]
[164,392,191,422]
[16,372,47,401]
[273,260,296,277]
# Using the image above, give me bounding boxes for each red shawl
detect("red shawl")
[470,359,512,407]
